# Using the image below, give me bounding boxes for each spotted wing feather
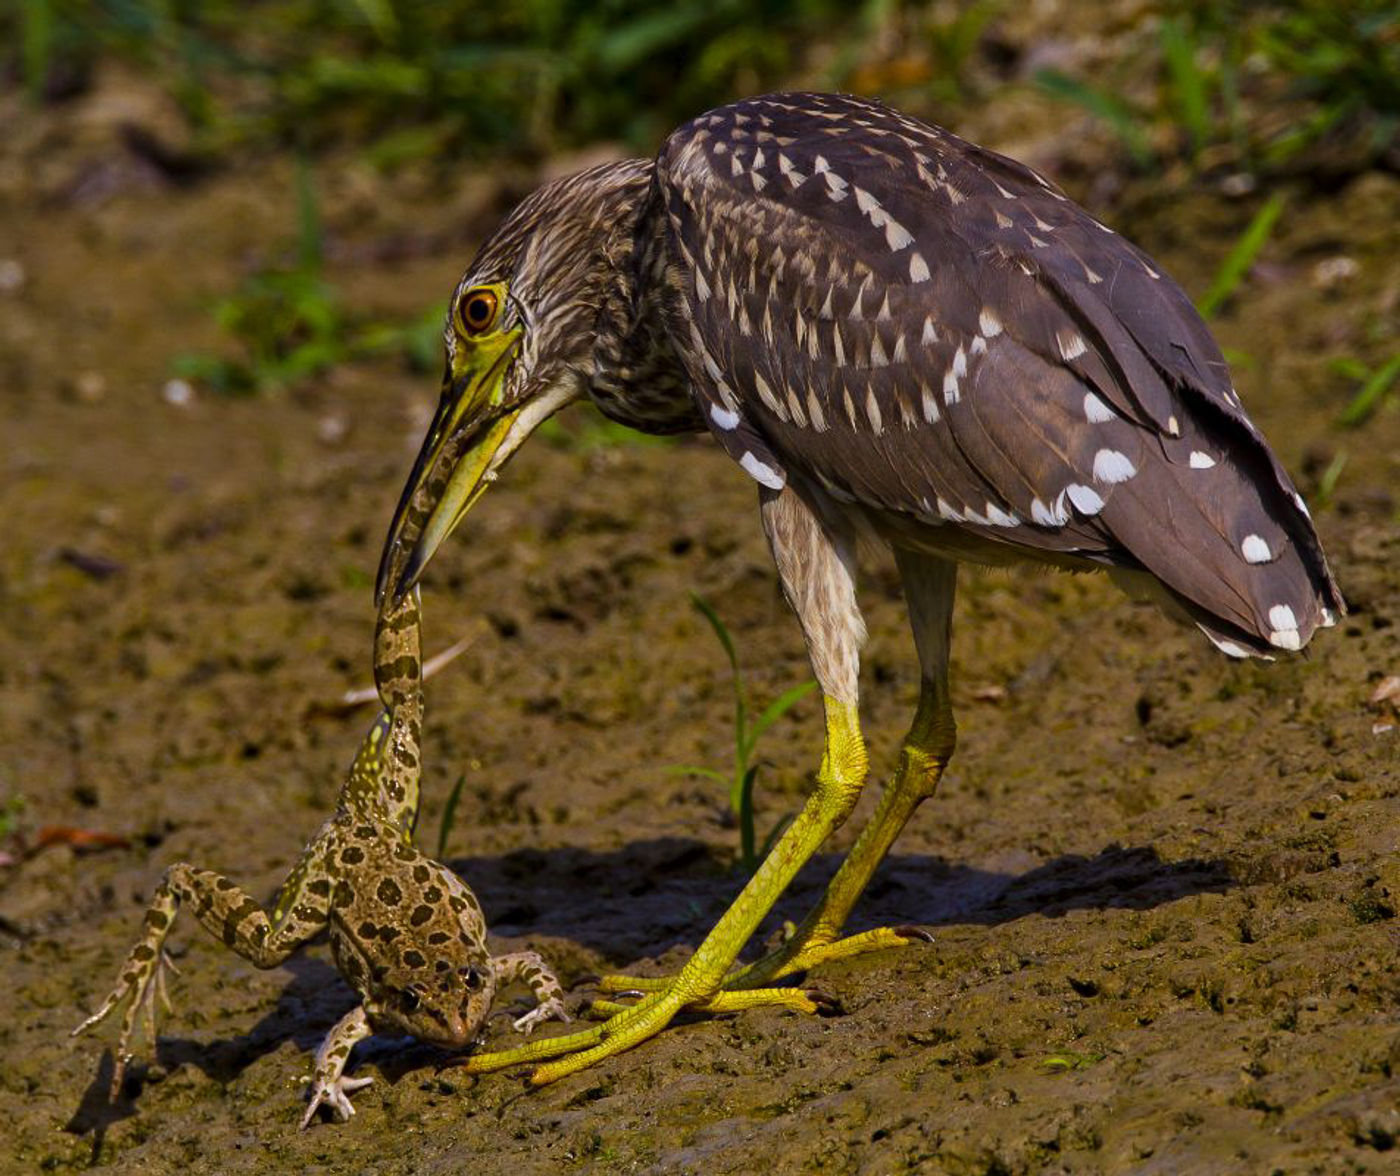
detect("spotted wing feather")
[658,92,1342,654]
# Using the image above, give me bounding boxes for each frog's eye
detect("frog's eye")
[400,984,425,1012]
[460,966,483,991]
[457,288,499,336]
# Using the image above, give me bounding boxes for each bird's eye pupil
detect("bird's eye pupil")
[460,291,497,333]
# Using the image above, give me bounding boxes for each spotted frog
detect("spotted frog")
[73,589,568,1128]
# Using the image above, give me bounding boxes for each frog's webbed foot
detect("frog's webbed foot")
[72,946,181,1100]
[300,1073,374,1130]
[512,997,570,1035]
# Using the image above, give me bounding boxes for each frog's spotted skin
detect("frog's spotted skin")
[73,590,569,1128]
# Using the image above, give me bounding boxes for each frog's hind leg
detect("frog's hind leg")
[74,850,332,1098]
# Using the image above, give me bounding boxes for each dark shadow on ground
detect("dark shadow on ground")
[65,839,1230,1132]
[454,839,1233,964]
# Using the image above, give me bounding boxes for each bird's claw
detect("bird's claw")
[300,1074,374,1130]
[894,924,936,944]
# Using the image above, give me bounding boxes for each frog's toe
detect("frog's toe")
[513,998,570,1035]
[300,1074,374,1130]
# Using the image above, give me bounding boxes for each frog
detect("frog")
[73,587,569,1128]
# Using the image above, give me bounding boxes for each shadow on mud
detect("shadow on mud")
[65,840,1230,1140]
[454,838,1233,962]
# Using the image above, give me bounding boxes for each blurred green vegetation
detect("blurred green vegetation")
[6,0,868,158]
[9,1,1393,174]
[8,1,1394,407]
[1036,0,1399,178]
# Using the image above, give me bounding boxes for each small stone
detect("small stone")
[0,259,24,293]
[317,411,350,446]
[1312,256,1359,292]
[1220,173,1256,197]
[75,371,107,402]
[162,378,193,407]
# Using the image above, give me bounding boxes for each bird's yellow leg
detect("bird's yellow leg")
[729,551,957,988]
[493,698,866,1085]
[729,677,953,987]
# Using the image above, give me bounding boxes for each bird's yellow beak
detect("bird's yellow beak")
[376,326,522,604]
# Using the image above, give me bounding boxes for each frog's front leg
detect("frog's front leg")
[73,857,330,1098]
[300,1006,375,1130]
[492,951,571,1034]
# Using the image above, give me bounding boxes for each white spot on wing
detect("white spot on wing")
[865,389,883,434]
[1083,392,1115,423]
[1057,330,1087,361]
[1066,483,1104,515]
[883,217,913,251]
[1031,496,1069,527]
[869,334,888,367]
[739,451,784,490]
[921,317,938,346]
[909,252,930,283]
[709,403,739,431]
[921,381,940,423]
[1189,451,1216,469]
[1201,627,1252,659]
[806,388,827,432]
[978,308,1003,337]
[1093,449,1137,484]
[1241,534,1272,563]
[1293,491,1310,518]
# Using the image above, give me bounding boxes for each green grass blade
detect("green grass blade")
[664,765,730,783]
[747,680,818,751]
[736,764,759,872]
[1035,68,1153,168]
[690,593,738,675]
[22,0,53,100]
[1160,17,1211,156]
[436,773,466,860]
[1197,192,1285,319]
[1338,353,1400,427]
[294,153,324,273]
[1316,451,1348,507]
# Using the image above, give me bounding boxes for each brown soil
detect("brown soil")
[2,63,1398,1176]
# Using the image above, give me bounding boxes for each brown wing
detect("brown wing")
[657,91,1341,655]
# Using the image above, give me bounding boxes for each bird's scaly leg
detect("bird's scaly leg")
[728,550,956,986]
[452,697,867,1083]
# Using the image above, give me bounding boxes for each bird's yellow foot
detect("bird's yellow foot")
[598,924,933,996]
[589,985,833,1018]
[447,981,835,1085]
[731,923,934,989]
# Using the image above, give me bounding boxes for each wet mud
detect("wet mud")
[2,66,1398,1176]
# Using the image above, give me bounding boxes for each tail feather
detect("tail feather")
[1100,392,1342,657]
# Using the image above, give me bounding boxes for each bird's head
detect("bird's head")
[376,159,653,604]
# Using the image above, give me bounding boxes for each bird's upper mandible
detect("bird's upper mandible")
[655,92,1340,656]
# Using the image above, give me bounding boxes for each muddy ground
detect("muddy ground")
[3,59,1399,1176]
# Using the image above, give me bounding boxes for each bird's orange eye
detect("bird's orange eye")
[458,289,498,335]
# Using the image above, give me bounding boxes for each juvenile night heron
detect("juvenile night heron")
[376,93,1341,1084]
